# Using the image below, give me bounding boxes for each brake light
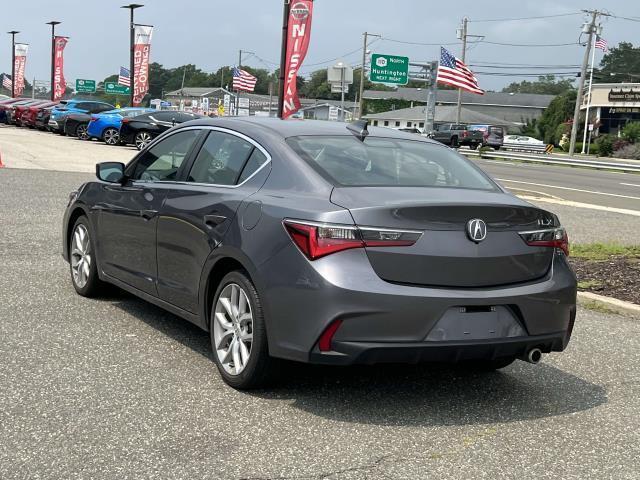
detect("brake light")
[91,115,98,121]
[519,227,569,256]
[283,220,422,260]
[121,118,130,124]
[462,131,468,138]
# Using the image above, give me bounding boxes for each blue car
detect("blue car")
[87,107,154,145]
[48,99,114,134]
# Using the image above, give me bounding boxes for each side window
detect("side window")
[93,104,113,113]
[383,121,389,126]
[187,131,256,185]
[395,121,400,127]
[131,129,201,181]
[74,102,90,111]
[238,148,268,183]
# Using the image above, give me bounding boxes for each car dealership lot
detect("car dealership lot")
[0,167,639,479]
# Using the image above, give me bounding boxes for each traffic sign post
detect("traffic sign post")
[104,82,130,95]
[370,54,409,85]
[75,79,96,93]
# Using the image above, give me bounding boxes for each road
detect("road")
[1,168,639,479]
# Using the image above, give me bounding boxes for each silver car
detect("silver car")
[62,118,577,389]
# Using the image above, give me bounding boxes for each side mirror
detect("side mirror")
[96,162,125,183]
[171,118,176,126]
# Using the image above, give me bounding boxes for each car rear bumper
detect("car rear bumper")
[261,246,577,365]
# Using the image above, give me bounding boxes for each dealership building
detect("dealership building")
[582,83,640,136]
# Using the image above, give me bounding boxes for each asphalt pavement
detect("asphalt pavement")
[1,168,639,479]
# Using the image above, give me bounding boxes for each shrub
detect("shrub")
[595,134,615,157]
[613,144,640,160]
[622,122,640,143]
[613,138,630,152]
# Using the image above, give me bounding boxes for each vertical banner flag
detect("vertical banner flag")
[14,43,28,96]
[133,25,153,106]
[282,1,313,119]
[53,36,68,101]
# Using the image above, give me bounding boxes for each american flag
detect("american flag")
[595,36,608,52]
[437,47,484,95]
[232,67,257,92]
[118,66,131,87]
[1,74,11,90]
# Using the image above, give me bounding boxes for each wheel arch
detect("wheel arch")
[64,205,91,261]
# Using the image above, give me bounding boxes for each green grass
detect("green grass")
[570,243,640,261]
[579,300,620,315]
[577,280,603,289]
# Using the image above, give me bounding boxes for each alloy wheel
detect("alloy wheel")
[135,132,152,150]
[70,224,92,288]
[213,283,254,375]
[104,128,120,145]
[76,124,89,140]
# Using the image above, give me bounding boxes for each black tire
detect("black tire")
[465,357,517,372]
[103,127,120,146]
[210,270,276,389]
[450,136,459,148]
[493,146,501,151]
[69,216,104,297]
[469,143,478,150]
[75,123,89,140]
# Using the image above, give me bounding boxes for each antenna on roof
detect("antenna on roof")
[346,119,369,142]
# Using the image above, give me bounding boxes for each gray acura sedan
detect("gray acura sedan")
[62,117,577,389]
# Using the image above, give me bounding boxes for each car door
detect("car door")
[95,128,202,296]
[432,124,449,143]
[156,128,271,313]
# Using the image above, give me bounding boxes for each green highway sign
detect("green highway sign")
[369,54,409,85]
[104,82,130,95]
[75,79,96,93]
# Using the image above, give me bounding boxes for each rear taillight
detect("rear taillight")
[121,118,130,124]
[462,131,468,138]
[283,220,422,260]
[91,115,98,121]
[318,319,343,352]
[519,227,569,256]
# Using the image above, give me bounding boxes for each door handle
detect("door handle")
[141,209,158,220]
[204,214,227,227]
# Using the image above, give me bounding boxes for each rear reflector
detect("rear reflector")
[283,220,422,260]
[519,227,569,256]
[318,319,343,352]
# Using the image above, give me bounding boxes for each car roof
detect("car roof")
[178,117,439,142]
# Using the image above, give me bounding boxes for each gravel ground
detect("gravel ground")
[1,168,640,479]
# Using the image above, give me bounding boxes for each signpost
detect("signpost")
[75,79,96,93]
[104,81,130,95]
[370,54,409,85]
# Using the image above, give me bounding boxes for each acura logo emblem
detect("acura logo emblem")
[466,219,487,242]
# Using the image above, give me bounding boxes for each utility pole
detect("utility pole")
[121,4,144,107]
[569,10,609,156]
[455,17,468,123]
[581,24,602,154]
[8,30,19,98]
[46,21,61,100]
[357,32,380,119]
[425,61,438,134]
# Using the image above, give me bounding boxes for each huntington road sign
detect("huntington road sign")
[104,82,130,95]
[75,79,96,93]
[369,54,409,85]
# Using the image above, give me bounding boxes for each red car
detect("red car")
[11,100,52,126]
[20,101,58,128]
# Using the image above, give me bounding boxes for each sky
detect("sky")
[2,0,639,92]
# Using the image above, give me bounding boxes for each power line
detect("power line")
[476,40,580,47]
[471,60,581,67]
[380,37,460,46]
[469,12,582,23]
[470,64,580,70]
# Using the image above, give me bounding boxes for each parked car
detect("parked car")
[428,123,484,149]
[504,135,544,146]
[119,111,202,150]
[35,106,56,130]
[468,124,506,150]
[87,108,155,145]
[62,118,577,389]
[14,101,57,126]
[63,112,94,139]
[0,98,34,123]
[49,100,114,134]
[20,102,58,128]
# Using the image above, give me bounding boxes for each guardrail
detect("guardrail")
[461,149,640,173]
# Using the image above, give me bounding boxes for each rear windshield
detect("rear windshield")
[287,135,498,190]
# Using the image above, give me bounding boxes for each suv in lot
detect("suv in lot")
[49,100,114,134]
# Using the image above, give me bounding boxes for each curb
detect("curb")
[577,291,640,317]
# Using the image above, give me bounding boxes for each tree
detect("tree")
[536,90,576,144]
[502,75,575,95]
[597,42,640,83]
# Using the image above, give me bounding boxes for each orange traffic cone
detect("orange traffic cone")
[0,148,4,168]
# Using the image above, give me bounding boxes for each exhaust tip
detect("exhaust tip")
[525,347,542,364]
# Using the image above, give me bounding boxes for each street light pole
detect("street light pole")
[46,21,61,101]
[455,17,468,123]
[8,30,19,98]
[357,32,380,120]
[121,4,143,107]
